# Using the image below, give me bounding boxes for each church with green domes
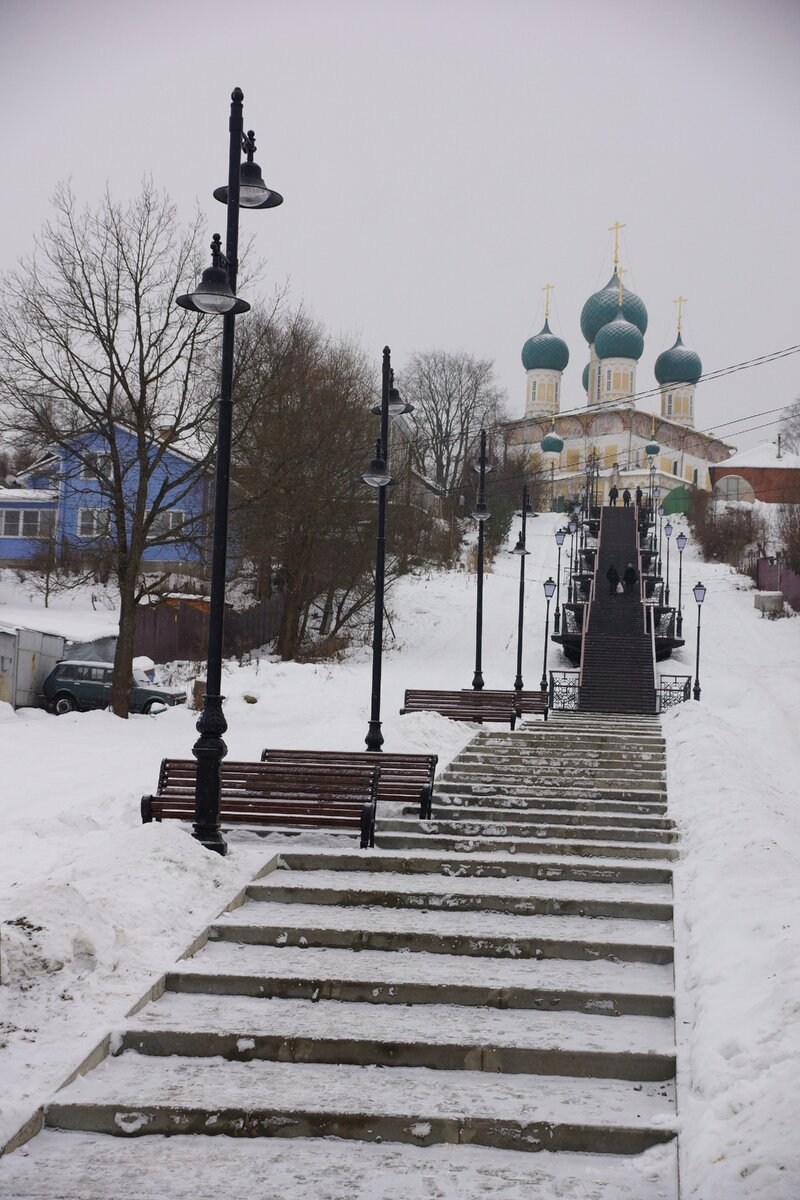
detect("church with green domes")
[506,234,734,509]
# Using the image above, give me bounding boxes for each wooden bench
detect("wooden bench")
[401,689,518,729]
[260,748,438,820]
[461,689,549,721]
[141,759,380,848]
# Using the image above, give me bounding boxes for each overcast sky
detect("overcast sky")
[1,0,798,450]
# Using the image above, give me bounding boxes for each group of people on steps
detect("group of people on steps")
[607,484,643,508]
[606,562,638,595]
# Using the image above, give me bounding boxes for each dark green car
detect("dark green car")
[42,660,187,715]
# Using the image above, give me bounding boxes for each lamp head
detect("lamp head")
[568,520,577,534]
[555,529,566,546]
[176,234,249,315]
[360,439,392,488]
[676,532,687,551]
[472,499,491,522]
[693,581,706,605]
[665,522,673,538]
[512,532,529,556]
[543,576,556,599]
[214,130,284,209]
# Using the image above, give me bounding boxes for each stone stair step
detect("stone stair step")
[0,1130,679,1199]
[373,831,677,861]
[168,941,675,1016]
[379,817,676,844]
[248,870,673,921]
[437,783,668,802]
[434,795,668,815]
[402,803,674,829]
[209,901,673,964]
[278,848,673,886]
[44,1053,677,1156]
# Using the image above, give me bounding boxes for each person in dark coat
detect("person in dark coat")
[608,485,619,506]
[623,562,638,594]
[635,486,643,508]
[622,488,631,507]
[606,563,620,594]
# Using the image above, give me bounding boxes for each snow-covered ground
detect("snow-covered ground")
[1,513,800,1198]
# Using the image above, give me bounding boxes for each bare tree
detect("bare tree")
[780,396,800,454]
[0,182,220,715]
[402,350,507,495]
[232,312,438,660]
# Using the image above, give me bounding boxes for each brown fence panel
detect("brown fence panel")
[133,593,284,663]
[756,560,800,612]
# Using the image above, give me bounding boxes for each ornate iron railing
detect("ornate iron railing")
[549,670,580,711]
[657,674,691,711]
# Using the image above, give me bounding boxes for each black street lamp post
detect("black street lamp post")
[511,485,531,691]
[567,518,577,603]
[664,521,673,607]
[554,528,566,633]
[657,503,665,576]
[540,577,556,692]
[676,531,687,636]
[361,348,413,752]
[176,87,282,856]
[471,429,491,690]
[693,581,706,700]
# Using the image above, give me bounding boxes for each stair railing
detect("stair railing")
[579,505,602,690]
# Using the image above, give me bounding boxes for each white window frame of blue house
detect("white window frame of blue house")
[80,453,111,481]
[0,509,53,538]
[77,507,110,537]
[146,509,186,542]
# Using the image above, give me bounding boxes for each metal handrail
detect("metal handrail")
[657,674,691,711]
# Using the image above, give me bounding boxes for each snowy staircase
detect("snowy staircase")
[2,712,678,1199]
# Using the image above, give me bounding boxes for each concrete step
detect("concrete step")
[434,795,668,815]
[436,783,669,805]
[168,941,675,1017]
[119,991,675,1080]
[379,817,677,845]
[209,901,673,964]
[248,869,673,921]
[373,831,677,861]
[0,1130,680,1199]
[278,849,673,886]
[44,1053,677,1156]
[451,752,667,770]
[403,804,675,830]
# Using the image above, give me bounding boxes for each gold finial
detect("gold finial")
[617,267,627,307]
[542,282,555,321]
[651,413,656,437]
[608,221,626,272]
[674,295,688,332]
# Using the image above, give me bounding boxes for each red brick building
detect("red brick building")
[709,441,800,504]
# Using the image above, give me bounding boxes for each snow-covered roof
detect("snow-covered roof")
[0,488,58,503]
[718,441,800,471]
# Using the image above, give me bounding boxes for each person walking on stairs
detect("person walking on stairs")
[606,563,620,594]
[623,562,638,594]
[635,485,643,508]
[608,485,619,506]
[622,488,631,507]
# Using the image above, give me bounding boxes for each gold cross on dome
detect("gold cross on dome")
[617,267,627,306]
[542,282,555,320]
[674,295,688,332]
[608,221,626,272]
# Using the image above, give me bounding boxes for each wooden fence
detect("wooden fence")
[133,593,284,664]
[756,560,800,612]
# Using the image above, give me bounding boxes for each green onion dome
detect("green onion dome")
[521,319,570,372]
[541,431,564,454]
[582,363,590,392]
[580,273,648,344]
[645,441,660,456]
[654,332,702,385]
[594,307,644,362]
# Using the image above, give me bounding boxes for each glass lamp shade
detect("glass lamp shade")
[568,521,577,534]
[693,582,707,604]
[472,500,491,522]
[665,522,673,539]
[472,460,493,474]
[371,386,414,418]
[214,162,284,210]
[361,456,392,488]
[658,505,665,518]
[676,532,687,551]
[555,530,566,546]
[543,577,556,599]
[654,486,661,499]
[511,533,529,556]
[178,264,238,314]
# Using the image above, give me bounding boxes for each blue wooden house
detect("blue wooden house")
[0,426,211,572]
